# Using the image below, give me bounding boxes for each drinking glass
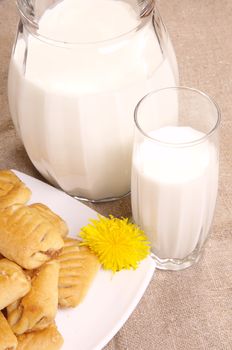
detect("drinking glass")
[131,87,220,270]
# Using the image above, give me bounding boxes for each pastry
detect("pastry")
[0,311,18,350]
[0,258,31,310]
[16,323,63,350]
[0,204,64,269]
[58,237,100,308]
[0,170,31,209]
[29,203,68,237]
[7,260,59,335]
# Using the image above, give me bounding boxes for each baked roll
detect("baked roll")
[7,260,59,335]
[0,204,64,269]
[16,323,63,350]
[0,311,18,350]
[58,237,100,308]
[29,203,68,237]
[0,170,31,209]
[0,258,31,310]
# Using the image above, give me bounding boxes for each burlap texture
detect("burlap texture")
[0,1,231,349]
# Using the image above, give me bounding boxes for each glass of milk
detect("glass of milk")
[131,87,220,270]
[8,0,178,202]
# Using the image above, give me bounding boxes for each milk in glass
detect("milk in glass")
[131,126,218,259]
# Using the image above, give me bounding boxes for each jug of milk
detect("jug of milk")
[8,0,178,201]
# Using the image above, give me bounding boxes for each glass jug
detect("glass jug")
[8,0,178,202]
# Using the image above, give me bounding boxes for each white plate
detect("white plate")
[13,170,156,350]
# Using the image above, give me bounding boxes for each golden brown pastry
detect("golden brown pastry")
[58,237,100,308]
[0,311,18,350]
[0,204,64,269]
[29,203,68,237]
[16,323,63,350]
[0,170,31,209]
[7,260,59,335]
[0,258,31,310]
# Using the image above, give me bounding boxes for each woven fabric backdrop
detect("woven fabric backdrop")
[0,1,231,349]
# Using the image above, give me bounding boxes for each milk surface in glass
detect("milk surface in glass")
[8,0,178,200]
[131,126,218,259]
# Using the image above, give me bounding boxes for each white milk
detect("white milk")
[8,0,178,200]
[131,126,218,259]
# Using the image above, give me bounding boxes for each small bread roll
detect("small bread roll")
[29,203,68,237]
[7,260,59,335]
[0,311,18,350]
[0,170,31,208]
[58,237,100,308]
[16,323,63,350]
[0,258,31,310]
[0,204,64,269]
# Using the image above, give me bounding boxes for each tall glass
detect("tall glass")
[131,87,220,270]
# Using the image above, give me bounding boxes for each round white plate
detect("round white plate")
[14,170,156,350]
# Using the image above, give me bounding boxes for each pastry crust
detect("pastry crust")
[0,170,31,209]
[0,311,18,350]
[29,203,68,237]
[16,323,63,350]
[7,260,59,335]
[0,259,31,310]
[0,204,64,269]
[58,237,100,308]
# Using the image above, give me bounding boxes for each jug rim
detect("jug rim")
[16,0,156,47]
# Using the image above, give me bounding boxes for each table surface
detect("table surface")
[0,1,231,349]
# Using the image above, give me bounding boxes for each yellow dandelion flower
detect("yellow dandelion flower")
[80,215,150,273]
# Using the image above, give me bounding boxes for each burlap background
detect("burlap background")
[0,1,231,349]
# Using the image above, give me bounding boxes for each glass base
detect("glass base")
[73,191,130,203]
[151,251,202,271]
